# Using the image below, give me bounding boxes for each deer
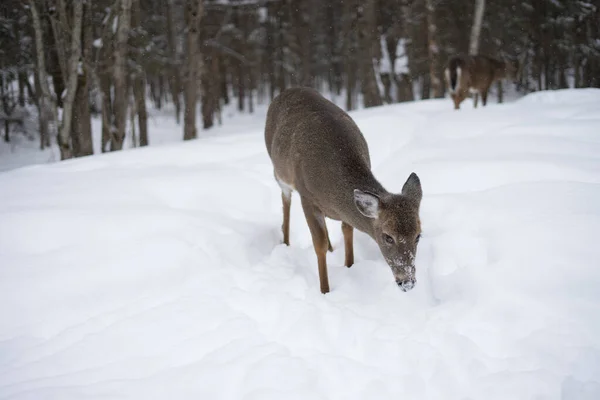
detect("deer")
[444,54,520,110]
[265,87,423,294]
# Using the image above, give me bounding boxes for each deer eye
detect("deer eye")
[416,234,422,243]
[383,234,394,244]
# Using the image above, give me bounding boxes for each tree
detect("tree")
[110,0,132,151]
[131,0,148,147]
[469,0,486,55]
[426,0,443,98]
[358,0,383,107]
[29,0,83,160]
[183,0,203,141]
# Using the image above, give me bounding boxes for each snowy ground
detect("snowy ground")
[1,89,600,400]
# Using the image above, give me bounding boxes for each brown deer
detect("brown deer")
[265,87,423,294]
[445,54,520,110]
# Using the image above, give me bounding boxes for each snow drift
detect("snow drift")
[1,89,600,400]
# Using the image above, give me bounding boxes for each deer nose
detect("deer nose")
[396,278,416,292]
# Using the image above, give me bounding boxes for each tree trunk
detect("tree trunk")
[276,1,286,94]
[132,0,148,146]
[380,73,392,103]
[72,2,94,157]
[34,71,49,150]
[30,34,48,149]
[358,0,382,108]
[421,75,431,100]
[237,59,245,112]
[110,0,132,151]
[221,62,229,104]
[426,0,443,98]
[266,3,276,100]
[17,72,27,108]
[72,73,93,157]
[29,0,61,156]
[0,77,9,143]
[54,0,84,160]
[166,0,182,124]
[201,50,217,130]
[396,73,414,102]
[184,0,204,141]
[343,1,357,110]
[469,0,486,55]
[100,71,112,152]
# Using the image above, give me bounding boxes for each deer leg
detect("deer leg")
[326,225,334,252]
[481,88,489,106]
[301,196,330,294]
[451,94,460,110]
[342,222,354,267]
[281,190,291,246]
[473,92,479,108]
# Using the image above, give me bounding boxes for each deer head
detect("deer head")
[354,173,423,291]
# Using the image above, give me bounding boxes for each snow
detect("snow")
[1,89,600,400]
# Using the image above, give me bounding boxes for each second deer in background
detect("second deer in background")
[445,55,520,110]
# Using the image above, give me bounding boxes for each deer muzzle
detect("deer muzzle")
[391,264,417,292]
[396,278,416,292]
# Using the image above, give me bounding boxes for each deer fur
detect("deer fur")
[265,87,423,294]
[445,54,520,110]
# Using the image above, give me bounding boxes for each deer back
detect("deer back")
[265,87,383,232]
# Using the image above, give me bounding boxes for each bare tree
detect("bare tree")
[166,0,182,124]
[358,0,383,108]
[469,0,486,55]
[342,0,358,110]
[183,0,204,141]
[29,0,83,160]
[110,0,132,151]
[72,1,94,157]
[426,0,443,98]
[132,0,148,147]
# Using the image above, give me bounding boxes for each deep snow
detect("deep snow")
[1,89,600,400]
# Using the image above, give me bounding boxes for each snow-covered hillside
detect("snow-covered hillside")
[1,89,600,400]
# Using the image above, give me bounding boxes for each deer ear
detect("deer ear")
[354,189,380,219]
[402,172,422,205]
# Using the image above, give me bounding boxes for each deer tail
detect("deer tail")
[446,61,461,94]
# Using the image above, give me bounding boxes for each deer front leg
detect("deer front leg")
[301,196,330,294]
[342,222,354,267]
[473,92,479,108]
[281,190,291,246]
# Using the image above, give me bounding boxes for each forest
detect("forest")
[1,0,599,160]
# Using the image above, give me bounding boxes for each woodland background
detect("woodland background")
[0,0,599,160]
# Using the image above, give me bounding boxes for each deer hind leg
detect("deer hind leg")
[451,93,460,110]
[454,90,468,109]
[281,190,291,246]
[473,91,479,108]
[481,88,489,106]
[325,225,334,252]
[342,222,354,267]
[300,196,330,294]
